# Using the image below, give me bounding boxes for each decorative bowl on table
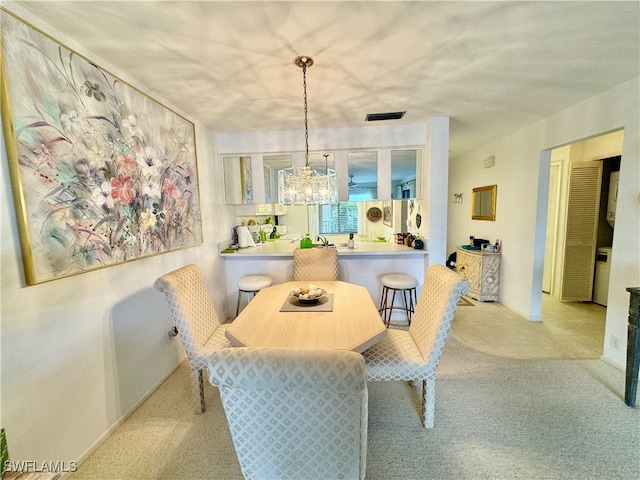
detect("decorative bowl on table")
[291,284,324,303]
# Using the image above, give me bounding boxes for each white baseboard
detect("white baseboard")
[600,354,624,372]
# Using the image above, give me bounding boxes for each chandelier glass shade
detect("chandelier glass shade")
[277,55,338,205]
[278,166,338,205]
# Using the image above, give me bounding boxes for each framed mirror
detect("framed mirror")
[472,185,497,221]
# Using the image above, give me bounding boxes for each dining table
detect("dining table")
[225,280,388,352]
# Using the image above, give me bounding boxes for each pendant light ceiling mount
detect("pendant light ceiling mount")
[294,55,314,69]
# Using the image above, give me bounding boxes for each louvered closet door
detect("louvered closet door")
[560,161,602,301]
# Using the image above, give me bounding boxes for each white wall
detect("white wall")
[0,4,236,464]
[425,117,450,266]
[448,77,640,368]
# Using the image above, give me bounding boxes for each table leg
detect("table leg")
[625,323,640,407]
[625,287,640,407]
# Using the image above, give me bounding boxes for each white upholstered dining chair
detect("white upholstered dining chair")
[154,264,232,414]
[209,347,368,480]
[363,264,470,428]
[293,247,339,281]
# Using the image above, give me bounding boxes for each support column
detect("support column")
[426,117,450,267]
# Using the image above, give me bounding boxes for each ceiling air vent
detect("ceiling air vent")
[365,111,406,122]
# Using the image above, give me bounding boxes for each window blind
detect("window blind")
[318,202,358,234]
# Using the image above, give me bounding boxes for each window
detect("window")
[318,202,358,235]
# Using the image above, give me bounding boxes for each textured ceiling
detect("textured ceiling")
[12,1,640,157]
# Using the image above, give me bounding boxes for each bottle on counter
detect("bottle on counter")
[348,233,355,249]
[414,234,424,250]
[300,234,313,249]
[469,235,474,246]
[405,234,414,247]
[270,226,278,240]
[495,239,501,252]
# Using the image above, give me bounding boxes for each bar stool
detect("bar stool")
[236,275,273,317]
[379,273,418,327]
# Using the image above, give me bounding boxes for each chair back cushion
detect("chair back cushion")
[154,264,220,358]
[209,347,367,480]
[293,248,339,281]
[409,264,470,370]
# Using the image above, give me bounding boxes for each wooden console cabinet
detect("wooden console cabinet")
[456,247,501,301]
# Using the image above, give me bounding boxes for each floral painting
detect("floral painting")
[1,11,202,284]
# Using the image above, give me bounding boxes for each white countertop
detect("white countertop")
[220,240,427,257]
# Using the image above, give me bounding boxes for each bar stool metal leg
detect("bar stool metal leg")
[236,290,259,317]
[236,290,243,318]
[402,288,412,325]
[378,273,419,328]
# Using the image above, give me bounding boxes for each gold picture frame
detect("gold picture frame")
[472,185,497,221]
[1,10,202,284]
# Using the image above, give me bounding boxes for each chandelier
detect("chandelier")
[278,56,338,205]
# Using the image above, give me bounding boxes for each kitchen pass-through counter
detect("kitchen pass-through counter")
[219,239,428,320]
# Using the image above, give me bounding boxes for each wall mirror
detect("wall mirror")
[263,154,292,204]
[224,147,423,204]
[310,152,336,203]
[391,149,421,199]
[348,151,378,201]
[472,185,497,220]
[223,156,253,204]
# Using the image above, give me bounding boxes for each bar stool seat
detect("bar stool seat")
[379,273,418,327]
[236,275,273,316]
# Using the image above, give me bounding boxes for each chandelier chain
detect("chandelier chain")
[303,63,309,167]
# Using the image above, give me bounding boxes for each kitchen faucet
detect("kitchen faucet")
[317,236,329,247]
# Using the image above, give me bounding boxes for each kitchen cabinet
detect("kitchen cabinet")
[456,247,501,301]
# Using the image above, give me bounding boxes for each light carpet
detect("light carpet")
[68,336,639,480]
[451,296,605,360]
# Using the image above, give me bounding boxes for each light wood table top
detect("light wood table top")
[225,281,387,352]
